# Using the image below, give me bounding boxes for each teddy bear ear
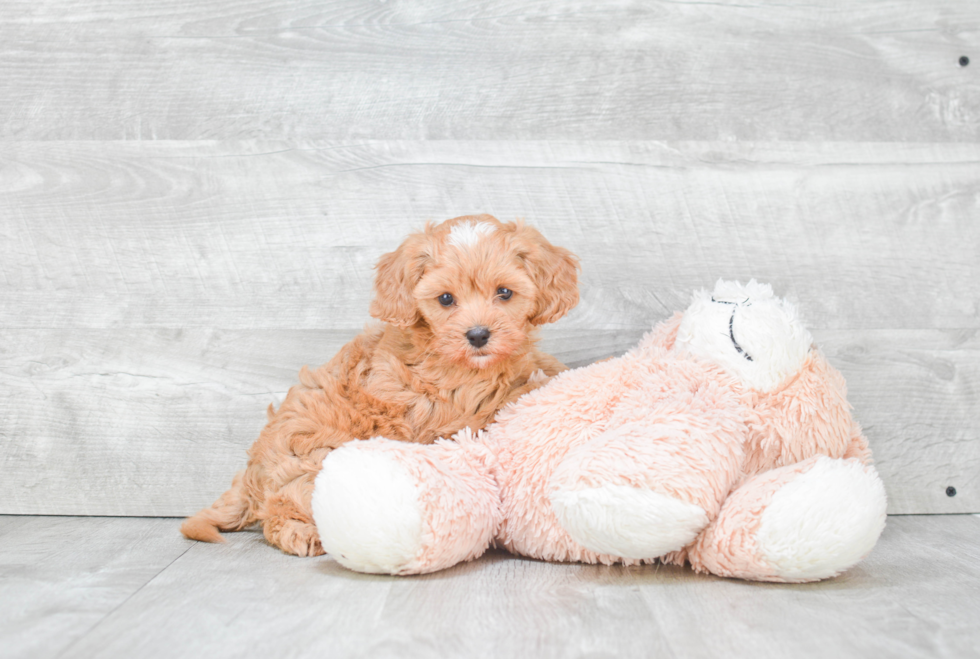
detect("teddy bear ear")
[709,279,774,305]
[509,223,580,326]
[643,312,686,350]
[369,228,433,328]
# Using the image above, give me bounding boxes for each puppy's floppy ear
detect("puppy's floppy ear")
[512,223,580,325]
[369,228,433,328]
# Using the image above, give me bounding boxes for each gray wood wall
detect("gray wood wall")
[2,0,977,517]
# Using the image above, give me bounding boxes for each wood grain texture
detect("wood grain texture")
[1,0,978,520]
[0,516,190,659]
[1,328,975,516]
[3,515,975,659]
[2,140,978,330]
[630,514,980,659]
[816,329,980,515]
[2,139,977,515]
[0,1,977,141]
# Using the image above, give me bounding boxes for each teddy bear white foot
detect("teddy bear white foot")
[754,457,887,581]
[550,484,709,559]
[312,441,425,574]
[312,432,502,575]
[690,456,887,582]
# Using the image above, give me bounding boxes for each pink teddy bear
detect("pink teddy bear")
[312,280,887,582]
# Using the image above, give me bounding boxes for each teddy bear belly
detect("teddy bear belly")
[489,349,745,565]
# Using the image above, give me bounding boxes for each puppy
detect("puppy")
[181,214,579,556]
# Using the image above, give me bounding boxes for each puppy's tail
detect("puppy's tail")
[180,470,256,544]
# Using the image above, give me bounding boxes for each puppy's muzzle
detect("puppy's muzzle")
[466,326,491,348]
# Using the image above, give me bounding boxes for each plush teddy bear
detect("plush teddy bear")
[311,280,887,582]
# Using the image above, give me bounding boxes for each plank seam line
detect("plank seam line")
[888,512,980,517]
[53,541,195,659]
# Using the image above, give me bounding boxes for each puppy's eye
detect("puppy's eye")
[438,293,455,307]
[497,287,513,300]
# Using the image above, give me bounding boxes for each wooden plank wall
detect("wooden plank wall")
[1,1,977,516]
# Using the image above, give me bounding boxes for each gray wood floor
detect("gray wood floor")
[2,514,978,659]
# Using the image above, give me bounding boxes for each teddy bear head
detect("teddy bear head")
[674,279,813,393]
[671,280,855,473]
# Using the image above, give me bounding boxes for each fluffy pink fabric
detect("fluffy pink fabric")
[741,354,853,476]
[491,337,745,563]
[685,454,883,582]
[684,457,822,580]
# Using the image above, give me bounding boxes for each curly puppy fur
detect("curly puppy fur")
[181,215,579,556]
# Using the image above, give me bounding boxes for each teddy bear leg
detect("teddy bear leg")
[549,420,742,559]
[311,433,501,575]
[688,455,887,582]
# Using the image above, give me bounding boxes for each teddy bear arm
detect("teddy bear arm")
[312,433,502,575]
[547,415,745,560]
[742,356,861,475]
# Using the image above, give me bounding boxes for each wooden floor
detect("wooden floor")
[2,514,978,659]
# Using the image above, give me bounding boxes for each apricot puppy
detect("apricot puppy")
[181,215,579,556]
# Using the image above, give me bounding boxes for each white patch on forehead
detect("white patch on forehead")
[447,221,496,248]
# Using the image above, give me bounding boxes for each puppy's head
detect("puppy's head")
[370,214,579,370]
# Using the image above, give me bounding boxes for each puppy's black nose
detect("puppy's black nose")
[466,326,491,348]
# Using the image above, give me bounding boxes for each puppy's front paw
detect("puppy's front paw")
[264,519,325,557]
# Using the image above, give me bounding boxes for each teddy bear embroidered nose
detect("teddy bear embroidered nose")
[466,326,491,348]
[711,297,753,362]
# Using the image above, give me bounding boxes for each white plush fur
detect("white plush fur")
[551,485,709,559]
[676,279,813,392]
[756,456,888,580]
[312,444,423,574]
[447,220,496,247]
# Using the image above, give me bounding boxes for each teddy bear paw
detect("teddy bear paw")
[312,442,424,574]
[752,457,887,581]
[550,484,708,559]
